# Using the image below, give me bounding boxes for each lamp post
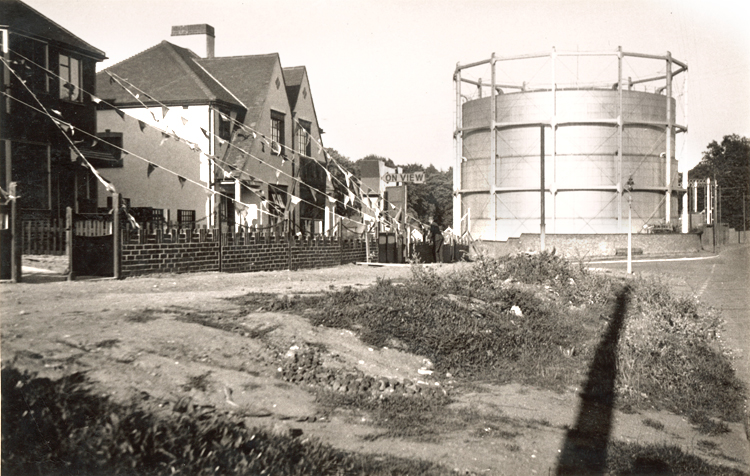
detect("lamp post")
[626,177,634,274]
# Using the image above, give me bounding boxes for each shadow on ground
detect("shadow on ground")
[556,285,634,475]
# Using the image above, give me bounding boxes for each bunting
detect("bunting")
[161,105,168,119]
[147,162,158,177]
[200,127,211,140]
[178,176,187,188]
[91,95,102,104]
[290,195,301,206]
[138,120,146,132]
[181,116,188,126]
[115,108,125,120]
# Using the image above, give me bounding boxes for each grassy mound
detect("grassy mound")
[253,251,744,423]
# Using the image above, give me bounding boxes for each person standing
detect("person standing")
[429,219,443,263]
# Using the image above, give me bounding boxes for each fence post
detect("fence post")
[66,206,74,281]
[113,193,121,279]
[10,182,21,283]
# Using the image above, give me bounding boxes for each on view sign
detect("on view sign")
[381,171,425,184]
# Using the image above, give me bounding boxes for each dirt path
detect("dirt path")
[2,260,749,475]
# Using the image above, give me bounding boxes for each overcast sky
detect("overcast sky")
[25,0,750,172]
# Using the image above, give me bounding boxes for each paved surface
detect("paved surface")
[590,243,750,456]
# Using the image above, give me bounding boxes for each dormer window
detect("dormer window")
[59,53,81,102]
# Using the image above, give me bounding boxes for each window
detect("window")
[10,34,48,93]
[85,132,123,168]
[270,111,285,154]
[218,109,232,141]
[296,120,311,157]
[59,54,81,101]
[178,209,196,227]
[11,141,49,210]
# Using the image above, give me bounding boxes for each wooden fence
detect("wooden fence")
[21,217,114,255]
[22,219,65,255]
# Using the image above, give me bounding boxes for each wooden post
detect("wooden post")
[66,206,74,281]
[112,193,121,279]
[10,182,21,283]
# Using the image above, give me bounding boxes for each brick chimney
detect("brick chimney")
[170,24,215,59]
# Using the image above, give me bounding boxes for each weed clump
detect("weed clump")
[1,366,453,475]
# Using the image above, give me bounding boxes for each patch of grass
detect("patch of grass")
[182,371,212,392]
[697,439,719,451]
[606,441,747,475]
[689,411,731,436]
[642,417,665,431]
[125,308,163,323]
[1,366,455,476]
[94,339,120,348]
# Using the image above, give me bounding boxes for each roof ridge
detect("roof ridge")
[100,41,167,73]
[201,52,280,61]
[162,41,219,101]
[191,57,247,109]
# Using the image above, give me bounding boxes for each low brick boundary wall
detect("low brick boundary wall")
[121,228,376,277]
[472,233,703,260]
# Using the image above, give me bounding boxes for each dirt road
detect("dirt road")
[2,259,749,474]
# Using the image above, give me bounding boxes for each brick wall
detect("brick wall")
[472,233,703,259]
[120,228,377,277]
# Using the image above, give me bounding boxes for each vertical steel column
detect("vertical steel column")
[490,53,497,240]
[682,167,689,233]
[665,51,673,224]
[617,47,624,230]
[453,65,463,235]
[540,127,546,252]
[551,47,557,233]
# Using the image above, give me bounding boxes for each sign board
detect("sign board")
[381,171,425,184]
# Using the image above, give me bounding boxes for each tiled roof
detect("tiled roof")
[96,41,241,107]
[1,0,106,60]
[283,66,305,108]
[199,53,279,127]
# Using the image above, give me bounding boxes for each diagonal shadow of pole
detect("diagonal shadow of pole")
[556,285,630,475]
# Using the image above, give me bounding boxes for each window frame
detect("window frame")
[270,110,285,155]
[296,120,312,157]
[59,53,82,102]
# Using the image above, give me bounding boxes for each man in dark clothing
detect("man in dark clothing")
[429,219,443,263]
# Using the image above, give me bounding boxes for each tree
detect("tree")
[324,148,360,218]
[690,134,750,231]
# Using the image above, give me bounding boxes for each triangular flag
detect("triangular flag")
[281,155,287,166]
[349,190,356,204]
[90,139,98,148]
[115,108,125,120]
[91,96,102,104]
[178,176,187,188]
[272,141,281,155]
[252,131,257,139]
[327,195,336,203]
[275,170,281,179]
[138,120,146,132]
[161,105,168,119]
[200,127,211,140]
[69,125,75,136]
[51,109,62,117]
[345,171,352,187]
[309,187,317,201]
[109,76,114,85]
[290,195,301,205]
[147,163,158,177]
[344,195,350,206]
[219,112,231,122]
[325,169,332,183]
[160,132,169,146]
[181,116,188,126]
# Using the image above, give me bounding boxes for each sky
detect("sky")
[23,0,750,173]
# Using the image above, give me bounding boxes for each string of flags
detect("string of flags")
[7,48,410,230]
